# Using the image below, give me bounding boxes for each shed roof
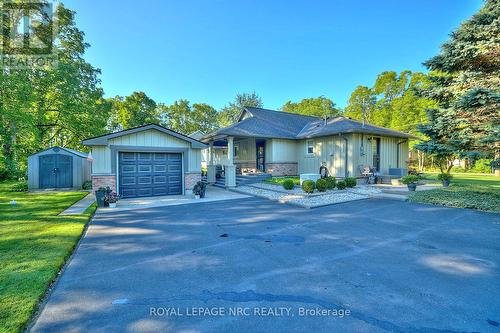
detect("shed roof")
[29,146,89,158]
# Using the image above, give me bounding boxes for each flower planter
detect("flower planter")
[442,180,450,187]
[407,184,417,191]
[194,195,201,199]
[109,202,117,208]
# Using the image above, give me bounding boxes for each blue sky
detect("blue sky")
[62,0,482,109]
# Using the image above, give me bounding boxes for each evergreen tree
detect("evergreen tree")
[416,0,500,174]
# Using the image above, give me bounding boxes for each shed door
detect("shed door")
[39,154,73,188]
[119,152,182,198]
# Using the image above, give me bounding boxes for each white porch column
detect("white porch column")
[225,136,236,187]
[207,141,216,184]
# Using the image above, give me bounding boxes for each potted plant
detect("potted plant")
[437,173,452,187]
[401,175,419,191]
[193,181,207,199]
[105,191,120,208]
[95,187,107,207]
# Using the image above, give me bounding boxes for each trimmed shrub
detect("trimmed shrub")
[345,177,357,188]
[302,179,316,193]
[336,180,346,190]
[10,181,28,192]
[437,173,453,182]
[401,175,419,185]
[82,180,93,190]
[325,176,336,190]
[282,178,295,190]
[316,179,327,192]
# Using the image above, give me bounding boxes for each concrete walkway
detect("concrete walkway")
[59,193,95,215]
[99,186,249,213]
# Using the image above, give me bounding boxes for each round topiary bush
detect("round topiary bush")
[316,178,327,192]
[336,180,346,190]
[325,176,336,190]
[302,179,316,193]
[282,178,295,190]
[345,177,357,188]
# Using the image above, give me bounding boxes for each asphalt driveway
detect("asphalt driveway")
[31,198,500,333]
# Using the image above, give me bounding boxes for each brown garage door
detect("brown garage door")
[119,152,182,198]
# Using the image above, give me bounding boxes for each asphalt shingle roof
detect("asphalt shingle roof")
[296,116,415,139]
[203,107,414,141]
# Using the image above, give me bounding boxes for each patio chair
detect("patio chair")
[359,165,375,184]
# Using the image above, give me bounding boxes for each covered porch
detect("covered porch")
[205,136,268,188]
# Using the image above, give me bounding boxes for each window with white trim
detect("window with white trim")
[306,140,314,155]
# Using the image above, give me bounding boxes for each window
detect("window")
[306,140,314,155]
[234,144,239,158]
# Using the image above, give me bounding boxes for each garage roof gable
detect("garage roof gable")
[82,124,208,149]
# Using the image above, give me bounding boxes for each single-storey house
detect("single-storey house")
[28,146,91,190]
[202,107,416,187]
[82,124,207,198]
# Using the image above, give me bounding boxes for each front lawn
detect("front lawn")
[409,173,500,212]
[0,182,95,333]
[422,172,499,188]
[408,184,499,213]
[263,176,300,186]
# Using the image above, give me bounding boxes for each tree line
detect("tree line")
[1,1,498,179]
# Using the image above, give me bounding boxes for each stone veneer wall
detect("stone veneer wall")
[92,175,116,192]
[265,163,298,176]
[185,172,201,194]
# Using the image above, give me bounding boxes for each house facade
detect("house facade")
[82,124,206,198]
[202,108,414,186]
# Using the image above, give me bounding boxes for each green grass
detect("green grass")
[410,173,499,212]
[263,176,300,186]
[422,172,500,188]
[0,181,95,333]
[408,184,500,213]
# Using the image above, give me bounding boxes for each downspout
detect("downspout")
[340,134,349,177]
[396,139,407,168]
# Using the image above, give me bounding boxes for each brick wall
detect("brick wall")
[265,163,298,176]
[185,172,201,194]
[92,175,116,192]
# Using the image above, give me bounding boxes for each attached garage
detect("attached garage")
[82,124,207,198]
[27,147,91,190]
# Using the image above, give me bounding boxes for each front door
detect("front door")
[256,140,265,172]
[372,138,381,172]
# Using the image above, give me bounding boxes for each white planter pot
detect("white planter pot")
[194,195,200,199]
[109,202,117,208]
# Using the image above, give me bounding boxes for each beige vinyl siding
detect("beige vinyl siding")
[234,138,256,163]
[269,139,297,163]
[350,134,409,175]
[91,129,202,174]
[188,149,202,172]
[297,136,350,177]
[296,134,409,177]
[91,146,112,174]
[108,129,190,148]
